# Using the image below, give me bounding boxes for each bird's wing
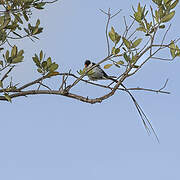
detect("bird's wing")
[92,63,109,78]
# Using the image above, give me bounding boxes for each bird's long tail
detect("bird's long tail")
[107,76,118,83]
[107,76,159,142]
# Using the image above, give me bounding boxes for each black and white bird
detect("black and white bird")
[84,60,118,83]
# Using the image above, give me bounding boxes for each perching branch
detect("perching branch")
[0,1,179,142]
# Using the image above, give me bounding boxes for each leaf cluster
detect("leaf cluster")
[104,0,179,70]
[1,45,24,67]
[32,50,59,77]
[78,68,94,76]
[134,1,178,35]
[169,41,180,58]
[0,0,46,43]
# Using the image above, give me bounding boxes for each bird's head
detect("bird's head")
[84,60,91,68]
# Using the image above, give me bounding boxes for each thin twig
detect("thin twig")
[158,79,168,92]
[161,24,171,46]
[100,8,122,56]
[150,6,155,26]
[111,9,122,19]
[59,74,65,91]
[38,82,52,91]
[105,8,111,56]
[151,57,173,61]
[44,0,58,4]
[59,70,71,90]
[1,66,15,82]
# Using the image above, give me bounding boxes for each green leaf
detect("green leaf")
[137,3,142,12]
[11,45,17,57]
[131,54,139,63]
[35,2,46,9]
[165,0,173,7]
[40,50,43,61]
[136,26,146,32]
[7,57,13,63]
[38,2,46,6]
[104,64,112,69]
[34,27,43,34]
[158,6,165,19]
[0,16,4,25]
[77,69,84,75]
[36,19,40,27]
[4,93,11,103]
[13,14,23,24]
[122,37,131,49]
[133,3,143,22]
[18,50,24,56]
[161,11,175,22]
[49,63,58,72]
[11,56,24,63]
[123,53,130,62]
[159,24,165,29]
[28,23,32,31]
[152,0,161,5]
[0,15,10,29]
[0,80,3,88]
[111,47,115,54]
[46,71,60,78]
[37,68,43,73]
[163,0,169,3]
[33,56,41,67]
[32,27,39,35]
[5,50,9,60]
[170,0,179,9]
[169,41,176,58]
[79,67,93,76]
[117,60,124,65]
[46,57,52,67]
[115,48,120,55]
[42,61,47,69]
[0,60,3,66]
[145,21,152,31]
[155,10,160,23]
[23,11,29,21]
[175,45,180,56]
[132,38,142,48]
[115,33,121,44]
[112,48,120,55]
[109,27,116,42]
[134,12,142,23]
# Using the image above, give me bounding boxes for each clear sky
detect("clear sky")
[0,0,180,179]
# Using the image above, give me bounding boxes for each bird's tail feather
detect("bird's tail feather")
[107,76,118,83]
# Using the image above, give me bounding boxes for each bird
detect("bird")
[84,61,159,142]
[84,60,118,83]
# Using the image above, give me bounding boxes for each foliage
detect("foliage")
[0,0,59,101]
[0,0,179,141]
[102,0,179,69]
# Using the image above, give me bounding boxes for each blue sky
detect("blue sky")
[0,0,180,179]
